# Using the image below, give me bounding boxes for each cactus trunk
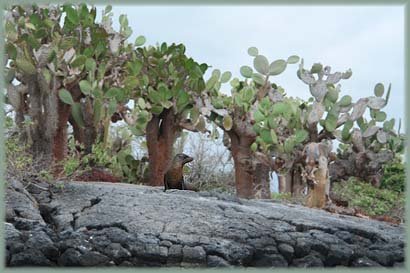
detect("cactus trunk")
[68,98,99,155]
[146,110,177,187]
[278,174,291,193]
[278,168,305,197]
[229,132,270,199]
[53,100,71,161]
[253,163,271,199]
[26,74,60,163]
[147,138,173,186]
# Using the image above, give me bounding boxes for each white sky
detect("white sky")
[97,5,405,125]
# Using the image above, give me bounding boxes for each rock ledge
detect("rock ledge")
[5,181,405,267]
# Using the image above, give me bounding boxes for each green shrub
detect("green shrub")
[5,136,33,176]
[38,170,53,182]
[63,137,148,183]
[380,157,405,192]
[5,134,54,184]
[114,151,148,184]
[63,157,81,177]
[332,177,404,217]
[271,192,292,201]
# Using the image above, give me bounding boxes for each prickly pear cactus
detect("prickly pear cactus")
[120,42,211,136]
[247,61,356,179]
[4,4,143,156]
[297,62,404,185]
[276,61,404,193]
[196,47,302,197]
[335,83,403,154]
[199,47,303,161]
[332,83,405,185]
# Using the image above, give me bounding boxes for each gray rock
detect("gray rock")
[278,243,294,262]
[5,223,22,241]
[292,252,324,267]
[351,256,382,267]
[119,261,133,266]
[310,240,329,256]
[78,251,110,266]
[14,218,44,230]
[6,188,43,223]
[273,232,294,245]
[10,248,53,266]
[91,227,131,245]
[207,255,230,267]
[326,244,354,266]
[58,248,82,266]
[25,230,59,260]
[168,244,183,264]
[103,243,132,262]
[294,237,312,257]
[160,240,173,247]
[252,254,288,267]
[367,250,395,266]
[5,181,405,267]
[59,237,93,254]
[182,246,206,264]
[7,241,25,254]
[144,244,163,260]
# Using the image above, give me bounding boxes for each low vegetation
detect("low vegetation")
[380,157,406,193]
[332,177,404,221]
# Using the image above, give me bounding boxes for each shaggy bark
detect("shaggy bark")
[278,174,290,193]
[9,85,29,143]
[12,70,75,163]
[26,74,59,162]
[253,163,271,199]
[53,100,70,161]
[67,88,100,155]
[69,115,85,146]
[278,167,305,197]
[229,132,270,199]
[146,110,178,187]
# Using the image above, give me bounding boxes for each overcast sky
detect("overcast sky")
[97,4,405,125]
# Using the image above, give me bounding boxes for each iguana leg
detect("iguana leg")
[164,179,169,192]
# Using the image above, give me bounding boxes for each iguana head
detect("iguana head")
[174,153,193,165]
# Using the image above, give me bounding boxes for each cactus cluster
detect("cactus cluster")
[120,42,210,136]
[334,82,403,155]
[4,4,146,156]
[200,47,301,144]
[296,61,404,156]
[4,5,404,198]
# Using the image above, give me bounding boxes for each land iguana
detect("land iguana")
[164,153,198,192]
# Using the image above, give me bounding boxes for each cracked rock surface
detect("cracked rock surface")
[5,181,405,267]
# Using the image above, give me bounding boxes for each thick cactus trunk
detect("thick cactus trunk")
[53,100,71,161]
[229,132,270,199]
[147,137,174,186]
[25,74,65,163]
[253,163,271,199]
[278,174,290,193]
[277,168,305,197]
[27,76,52,160]
[67,89,99,155]
[146,110,177,187]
